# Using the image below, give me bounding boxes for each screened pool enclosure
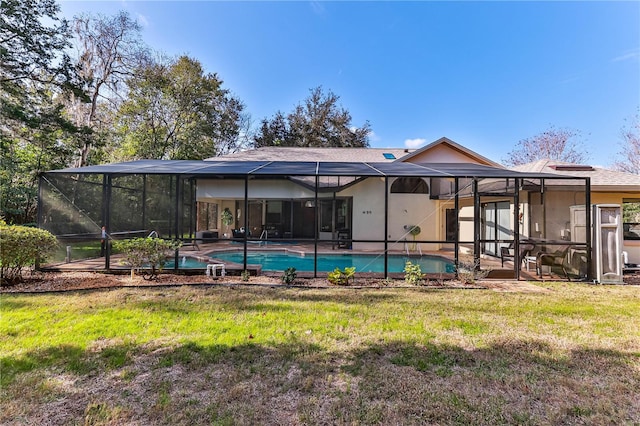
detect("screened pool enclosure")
[38,160,592,280]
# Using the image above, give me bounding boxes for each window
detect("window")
[390,177,429,194]
[623,199,640,240]
[319,199,350,232]
[383,153,396,160]
[197,202,218,231]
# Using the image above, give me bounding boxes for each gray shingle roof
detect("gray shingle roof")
[512,159,640,190]
[207,147,414,162]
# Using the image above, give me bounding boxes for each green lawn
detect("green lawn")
[1,283,639,425]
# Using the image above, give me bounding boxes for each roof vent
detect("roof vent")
[383,153,396,159]
[550,165,594,171]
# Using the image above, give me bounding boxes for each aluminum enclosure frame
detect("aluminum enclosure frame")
[39,160,592,280]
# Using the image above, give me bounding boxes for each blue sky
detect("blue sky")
[59,1,639,166]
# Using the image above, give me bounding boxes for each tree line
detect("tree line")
[0,1,370,224]
[1,1,637,225]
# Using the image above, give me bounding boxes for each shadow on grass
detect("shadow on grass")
[0,298,30,310]
[117,287,404,316]
[2,336,638,425]
[280,290,402,304]
[339,341,639,425]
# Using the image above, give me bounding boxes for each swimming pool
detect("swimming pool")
[208,250,455,273]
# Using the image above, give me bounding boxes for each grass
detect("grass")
[48,240,103,263]
[1,283,639,425]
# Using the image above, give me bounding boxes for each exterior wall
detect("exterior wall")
[536,191,582,241]
[591,192,627,205]
[338,177,440,251]
[339,177,385,251]
[197,179,315,199]
[404,145,480,164]
[458,202,475,254]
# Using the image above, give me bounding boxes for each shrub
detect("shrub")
[241,270,250,281]
[327,266,356,286]
[281,267,297,285]
[403,260,424,285]
[457,259,490,284]
[0,224,57,284]
[113,237,181,280]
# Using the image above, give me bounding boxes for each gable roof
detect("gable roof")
[512,159,640,191]
[209,138,503,168]
[397,137,503,168]
[207,147,414,162]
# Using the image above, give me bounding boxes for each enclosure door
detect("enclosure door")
[482,201,511,256]
[292,201,316,238]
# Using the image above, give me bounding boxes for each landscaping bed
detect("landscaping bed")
[1,271,477,293]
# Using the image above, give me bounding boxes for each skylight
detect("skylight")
[383,153,396,159]
[550,165,594,171]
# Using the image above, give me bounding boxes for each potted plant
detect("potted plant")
[221,208,234,237]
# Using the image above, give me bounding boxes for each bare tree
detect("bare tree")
[503,127,589,166]
[67,10,149,166]
[612,112,640,174]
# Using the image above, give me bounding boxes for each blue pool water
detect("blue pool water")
[206,251,455,273]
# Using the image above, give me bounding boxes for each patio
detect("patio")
[42,239,564,282]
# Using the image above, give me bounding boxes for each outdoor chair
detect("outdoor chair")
[536,246,571,280]
[500,244,514,267]
[500,241,535,267]
[232,228,246,239]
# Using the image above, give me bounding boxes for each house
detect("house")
[198,138,505,252]
[40,137,634,281]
